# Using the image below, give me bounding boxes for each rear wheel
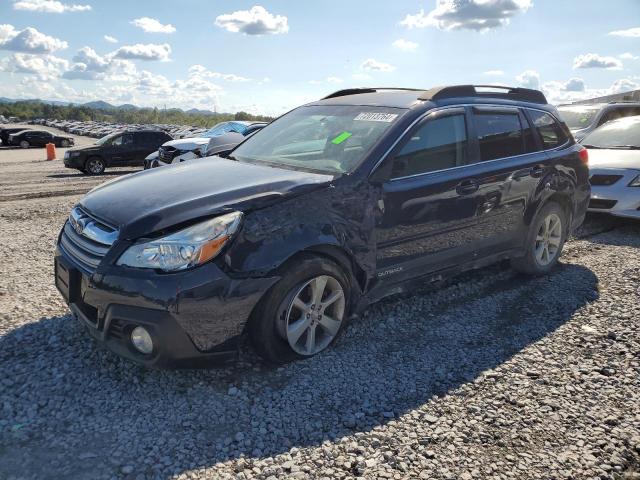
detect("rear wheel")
[19,140,29,149]
[84,157,105,175]
[511,202,566,275]
[249,255,351,364]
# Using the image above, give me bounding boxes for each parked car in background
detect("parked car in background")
[8,129,74,148]
[582,115,640,219]
[54,85,589,367]
[147,121,267,169]
[0,127,29,146]
[558,102,640,142]
[63,129,172,174]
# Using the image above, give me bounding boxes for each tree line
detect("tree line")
[0,101,274,127]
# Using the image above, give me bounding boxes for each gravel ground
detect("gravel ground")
[0,139,639,480]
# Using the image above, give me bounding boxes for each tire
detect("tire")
[511,202,567,275]
[19,140,29,149]
[61,139,70,148]
[248,255,351,364]
[84,156,106,175]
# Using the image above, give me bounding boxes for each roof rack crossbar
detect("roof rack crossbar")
[419,85,547,104]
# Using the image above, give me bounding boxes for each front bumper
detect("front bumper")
[588,168,640,219]
[54,246,279,368]
[63,153,85,168]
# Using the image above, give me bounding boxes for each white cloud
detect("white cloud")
[131,17,176,34]
[619,52,639,60]
[543,77,585,93]
[215,6,288,35]
[62,46,137,81]
[483,69,504,76]
[0,24,68,53]
[111,43,171,61]
[13,0,91,13]
[573,53,623,70]
[608,27,640,38]
[0,52,68,79]
[361,58,395,72]
[400,0,532,32]
[543,78,639,105]
[188,64,250,82]
[516,69,540,89]
[104,35,118,44]
[393,38,418,51]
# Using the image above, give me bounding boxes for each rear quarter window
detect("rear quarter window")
[528,110,568,150]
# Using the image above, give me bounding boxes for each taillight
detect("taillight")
[578,147,589,165]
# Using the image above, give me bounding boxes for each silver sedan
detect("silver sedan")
[583,116,640,219]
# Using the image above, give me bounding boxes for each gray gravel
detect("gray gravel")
[0,144,639,479]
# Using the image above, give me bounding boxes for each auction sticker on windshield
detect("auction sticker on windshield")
[354,112,398,122]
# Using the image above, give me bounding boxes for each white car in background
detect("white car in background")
[582,115,640,219]
[145,121,267,168]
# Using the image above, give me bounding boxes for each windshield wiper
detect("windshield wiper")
[581,144,602,149]
[608,145,640,150]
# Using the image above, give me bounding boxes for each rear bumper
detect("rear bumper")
[55,246,280,368]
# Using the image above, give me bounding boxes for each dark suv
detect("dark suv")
[54,85,590,367]
[64,129,172,174]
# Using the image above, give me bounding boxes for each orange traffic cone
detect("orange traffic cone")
[46,143,56,161]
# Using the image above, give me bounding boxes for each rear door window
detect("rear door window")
[391,113,468,179]
[528,110,568,149]
[473,110,525,161]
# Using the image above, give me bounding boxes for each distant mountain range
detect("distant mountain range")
[0,97,218,115]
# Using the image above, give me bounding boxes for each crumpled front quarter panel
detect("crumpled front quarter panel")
[225,180,380,280]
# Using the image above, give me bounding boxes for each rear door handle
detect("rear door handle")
[456,179,479,195]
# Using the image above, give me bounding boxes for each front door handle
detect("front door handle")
[456,179,479,195]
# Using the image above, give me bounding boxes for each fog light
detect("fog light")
[130,326,153,354]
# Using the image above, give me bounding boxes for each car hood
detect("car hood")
[587,149,640,170]
[66,144,100,153]
[161,137,210,150]
[79,157,334,240]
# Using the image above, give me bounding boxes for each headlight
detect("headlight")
[629,174,640,187]
[68,151,81,157]
[117,211,242,272]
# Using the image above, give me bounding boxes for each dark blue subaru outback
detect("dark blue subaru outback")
[54,85,590,367]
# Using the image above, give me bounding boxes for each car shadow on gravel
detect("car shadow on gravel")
[0,262,599,479]
[47,170,139,178]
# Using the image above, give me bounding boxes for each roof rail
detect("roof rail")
[322,87,424,100]
[419,85,548,104]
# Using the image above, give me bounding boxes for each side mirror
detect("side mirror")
[369,159,392,185]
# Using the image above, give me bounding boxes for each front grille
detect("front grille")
[589,199,618,210]
[59,207,117,273]
[158,146,176,162]
[590,174,623,186]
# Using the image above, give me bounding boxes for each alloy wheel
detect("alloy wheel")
[279,275,346,356]
[534,213,562,266]
[86,158,104,174]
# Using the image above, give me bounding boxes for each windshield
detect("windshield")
[582,116,640,148]
[95,132,119,145]
[231,105,405,174]
[203,121,248,138]
[557,106,600,130]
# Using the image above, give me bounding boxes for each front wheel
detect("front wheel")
[249,255,351,364]
[19,140,29,149]
[84,157,105,175]
[61,139,70,148]
[511,202,567,275]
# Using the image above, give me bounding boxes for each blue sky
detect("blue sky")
[0,0,639,115]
